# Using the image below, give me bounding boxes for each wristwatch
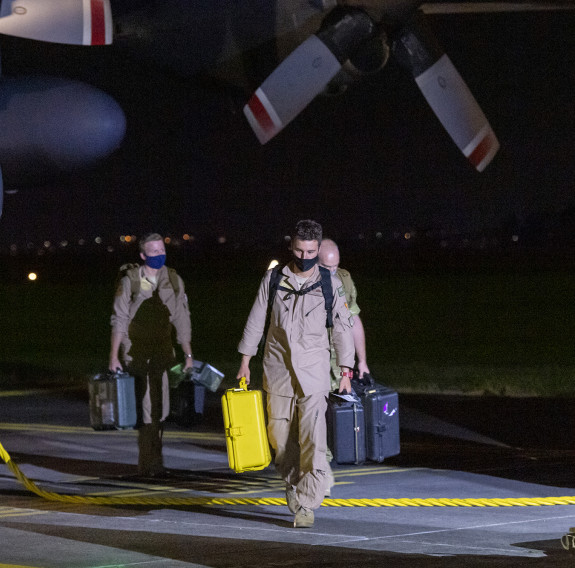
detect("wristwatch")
[185,353,193,359]
[340,369,353,379]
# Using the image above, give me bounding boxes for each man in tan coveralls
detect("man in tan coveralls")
[319,238,370,390]
[237,220,355,528]
[109,233,193,477]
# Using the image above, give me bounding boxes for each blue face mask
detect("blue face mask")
[294,255,318,272]
[144,254,166,270]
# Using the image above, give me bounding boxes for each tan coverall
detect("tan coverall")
[111,265,191,475]
[238,263,355,509]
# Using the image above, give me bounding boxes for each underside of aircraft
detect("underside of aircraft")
[0,0,573,217]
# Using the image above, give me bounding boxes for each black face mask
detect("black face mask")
[293,255,318,272]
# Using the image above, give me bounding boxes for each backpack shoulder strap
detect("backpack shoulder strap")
[318,266,334,328]
[167,267,180,296]
[116,264,141,302]
[268,265,283,310]
[257,265,283,356]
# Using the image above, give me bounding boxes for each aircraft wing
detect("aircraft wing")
[421,1,575,14]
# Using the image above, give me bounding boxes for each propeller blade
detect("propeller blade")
[244,8,375,144]
[0,0,113,45]
[393,14,499,172]
[244,35,342,145]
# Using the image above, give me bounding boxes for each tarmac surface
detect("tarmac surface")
[0,385,574,567]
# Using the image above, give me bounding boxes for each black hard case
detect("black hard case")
[352,375,400,462]
[169,379,206,427]
[326,391,366,464]
[89,371,137,430]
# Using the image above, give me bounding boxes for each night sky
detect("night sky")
[0,7,573,246]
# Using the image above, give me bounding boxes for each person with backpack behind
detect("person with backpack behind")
[109,233,193,478]
[318,238,370,390]
[236,220,355,528]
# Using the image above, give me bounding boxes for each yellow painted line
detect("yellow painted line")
[0,510,50,519]
[227,481,354,497]
[3,439,575,508]
[0,390,54,398]
[163,431,224,441]
[337,467,426,478]
[0,507,50,519]
[59,476,101,484]
[86,488,161,497]
[0,423,224,441]
[0,564,45,568]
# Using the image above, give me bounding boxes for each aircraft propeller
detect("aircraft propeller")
[0,0,112,45]
[244,8,376,145]
[243,2,499,171]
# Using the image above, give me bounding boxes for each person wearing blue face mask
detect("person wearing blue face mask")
[109,232,193,478]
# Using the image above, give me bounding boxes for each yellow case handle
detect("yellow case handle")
[239,377,248,391]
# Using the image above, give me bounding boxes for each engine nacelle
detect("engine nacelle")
[0,75,126,187]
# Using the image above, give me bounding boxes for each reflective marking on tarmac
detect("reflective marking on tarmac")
[0,507,49,519]
[0,423,223,441]
[334,467,425,478]
[360,513,575,542]
[74,466,416,498]
[0,565,45,568]
[0,390,55,398]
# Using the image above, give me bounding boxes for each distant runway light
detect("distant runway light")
[376,232,383,239]
[60,240,68,248]
[120,235,126,242]
[28,272,37,281]
[512,235,519,242]
[78,239,85,246]
[218,236,226,244]
[95,237,102,244]
[268,259,279,270]
[404,232,411,240]
[125,235,132,243]
[43,240,51,248]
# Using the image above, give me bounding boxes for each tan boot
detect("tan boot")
[294,506,314,528]
[285,485,299,514]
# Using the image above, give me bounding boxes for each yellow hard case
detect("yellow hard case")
[221,377,271,473]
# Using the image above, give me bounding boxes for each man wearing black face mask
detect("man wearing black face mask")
[109,232,193,477]
[237,220,355,528]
